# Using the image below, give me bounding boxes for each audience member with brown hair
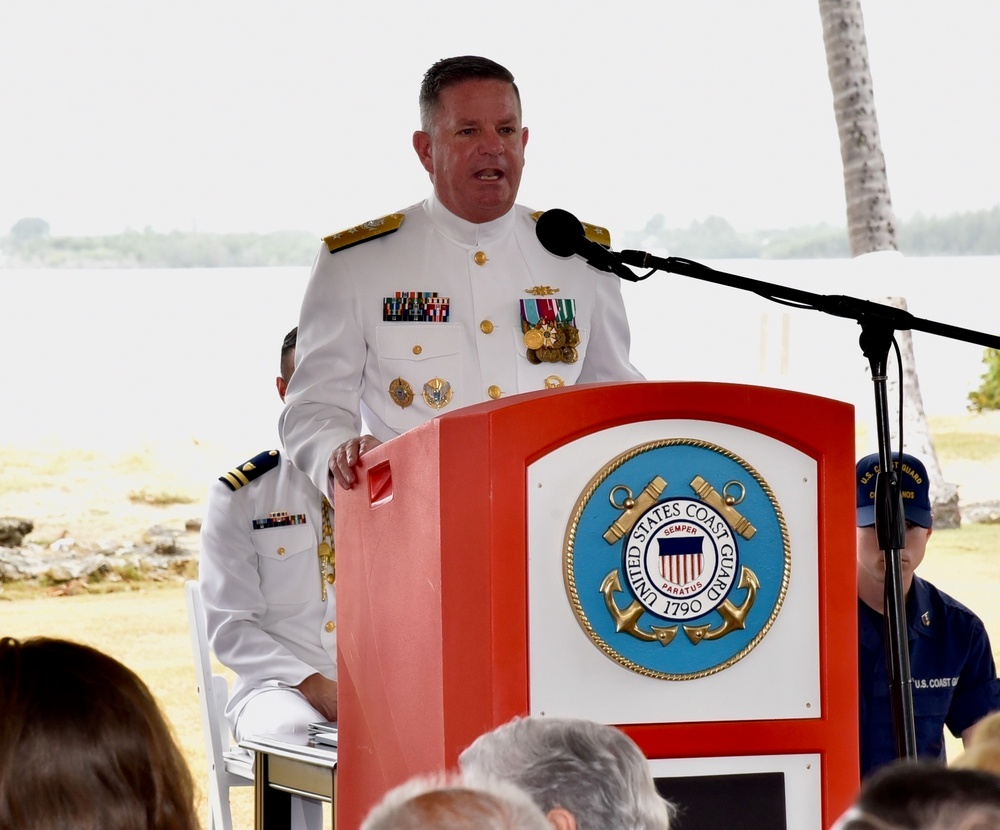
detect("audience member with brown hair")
[0,636,198,830]
[360,772,551,830]
[830,759,1000,830]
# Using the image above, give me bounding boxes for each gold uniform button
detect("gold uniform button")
[412,345,422,355]
[488,385,503,400]
[474,251,488,266]
[325,621,336,633]
[277,547,286,556]
[480,320,494,334]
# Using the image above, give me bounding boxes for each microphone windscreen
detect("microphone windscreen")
[535,208,585,257]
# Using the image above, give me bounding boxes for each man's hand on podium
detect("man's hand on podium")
[329,435,383,490]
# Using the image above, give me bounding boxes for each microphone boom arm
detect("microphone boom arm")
[619,251,1000,349]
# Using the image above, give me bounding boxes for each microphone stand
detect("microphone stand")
[618,249,1000,764]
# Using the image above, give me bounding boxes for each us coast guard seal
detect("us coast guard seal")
[564,439,790,680]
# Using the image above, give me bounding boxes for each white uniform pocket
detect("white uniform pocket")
[251,524,315,606]
[375,323,466,429]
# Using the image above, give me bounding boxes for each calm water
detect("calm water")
[1,256,995,459]
[1,266,309,455]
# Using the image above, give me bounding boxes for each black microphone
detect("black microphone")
[535,208,640,282]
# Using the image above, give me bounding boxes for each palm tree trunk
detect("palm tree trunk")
[819,0,957,526]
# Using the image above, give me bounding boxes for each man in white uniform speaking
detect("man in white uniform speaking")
[280,55,644,496]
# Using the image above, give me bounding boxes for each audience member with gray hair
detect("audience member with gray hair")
[830,760,1000,830]
[360,772,551,830]
[458,716,674,830]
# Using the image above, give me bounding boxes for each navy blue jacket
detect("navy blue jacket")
[858,576,1000,778]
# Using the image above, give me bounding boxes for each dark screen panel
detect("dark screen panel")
[655,771,786,830]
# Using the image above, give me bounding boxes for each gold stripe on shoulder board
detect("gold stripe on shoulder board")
[324,213,405,254]
[530,211,611,247]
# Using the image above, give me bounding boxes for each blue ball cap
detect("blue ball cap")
[856,452,933,528]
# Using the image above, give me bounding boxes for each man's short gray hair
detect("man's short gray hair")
[360,771,551,830]
[459,716,675,830]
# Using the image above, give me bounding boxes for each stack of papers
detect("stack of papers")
[308,721,338,747]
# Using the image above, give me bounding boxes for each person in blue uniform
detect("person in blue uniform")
[200,327,334,830]
[855,451,1000,778]
[279,55,644,496]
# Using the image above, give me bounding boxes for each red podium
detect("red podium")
[335,381,858,830]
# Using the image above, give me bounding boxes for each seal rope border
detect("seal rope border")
[563,437,792,681]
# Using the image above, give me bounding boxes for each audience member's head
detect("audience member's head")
[952,711,1000,777]
[360,772,550,830]
[831,760,1000,830]
[459,716,674,830]
[0,636,198,830]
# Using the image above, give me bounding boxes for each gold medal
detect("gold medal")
[539,322,558,347]
[388,377,414,408]
[524,328,544,350]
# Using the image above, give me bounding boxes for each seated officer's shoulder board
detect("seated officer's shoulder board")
[530,211,612,248]
[323,213,405,254]
[220,450,280,491]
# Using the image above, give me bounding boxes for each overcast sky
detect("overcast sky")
[3,1,999,240]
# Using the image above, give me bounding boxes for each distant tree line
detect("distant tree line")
[3,205,1000,268]
[2,219,319,268]
[620,205,1000,260]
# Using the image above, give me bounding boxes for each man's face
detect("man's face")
[856,522,932,595]
[413,78,528,224]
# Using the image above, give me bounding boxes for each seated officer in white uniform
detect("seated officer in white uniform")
[200,327,335,830]
[280,55,645,496]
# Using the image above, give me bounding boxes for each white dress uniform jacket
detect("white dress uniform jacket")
[199,450,336,731]
[280,194,645,495]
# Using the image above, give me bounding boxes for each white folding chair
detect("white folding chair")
[185,580,254,830]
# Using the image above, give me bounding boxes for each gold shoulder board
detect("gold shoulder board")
[530,211,612,248]
[323,213,405,254]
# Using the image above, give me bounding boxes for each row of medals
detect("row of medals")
[524,319,580,364]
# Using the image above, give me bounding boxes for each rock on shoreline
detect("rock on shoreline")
[0,517,201,587]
